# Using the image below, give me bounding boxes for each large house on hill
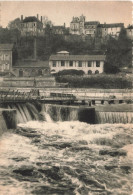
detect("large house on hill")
[20,14,43,36]
[49,51,106,74]
[70,15,124,38]
[97,23,124,38]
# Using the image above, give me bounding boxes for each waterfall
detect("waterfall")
[95,111,133,124]
[42,104,95,123]
[2,103,42,124]
[43,104,79,122]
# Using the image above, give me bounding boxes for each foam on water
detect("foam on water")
[0,120,132,195]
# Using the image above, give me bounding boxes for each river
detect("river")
[0,118,132,195]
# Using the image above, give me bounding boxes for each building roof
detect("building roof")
[49,55,106,61]
[22,16,41,23]
[14,60,49,68]
[98,23,124,28]
[57,51,69,54]
[0,44,14,50]
[52,26,65,29]
[85,21,99,25]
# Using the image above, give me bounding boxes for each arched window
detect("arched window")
[19,69,23,77]
[95,70,99,74]
[31,69,36,77]
[88,70,92,74]
[38,69,43,76]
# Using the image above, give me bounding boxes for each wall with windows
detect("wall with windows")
[0,51,12,72]
[12,67,50,77]
[49,60,104,74]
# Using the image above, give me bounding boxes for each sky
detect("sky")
[0,1,132,28]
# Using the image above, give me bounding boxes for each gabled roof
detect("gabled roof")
[85,21,99,25]
[22,16,41,23]
[14,60,49,68]
[0,44,14,50]
[49,55,106,61]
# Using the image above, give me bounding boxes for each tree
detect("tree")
[8,18,21,30]
[42,16,53,28]
[104,28,132,73]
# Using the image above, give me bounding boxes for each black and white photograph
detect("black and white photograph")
[0,0,132,194]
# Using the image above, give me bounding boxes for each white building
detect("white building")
[97,23,124,38]
[49,51,106,74]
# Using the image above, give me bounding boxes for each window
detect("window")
[88,70,92,74]
[95,70,99,74]
[19,70,23,77]
[69,61,73,67]
[0,54,3,60]
[88,61,91,67]
[5,54,9,61]
[61,61,65,66]
[38,69,43,76]
[52,61,56,67]
[96,61,100,67]
[78,61,82,67]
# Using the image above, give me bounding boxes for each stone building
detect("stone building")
[97,23,124,38]
[70,15,85,35]
[84,21,100,37]
[0,44,14,75]
[49,51,105,74]
[12,60,50,77]
[126,25,133,40]
[20,14,43,37]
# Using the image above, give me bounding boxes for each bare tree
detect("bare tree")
[42,16,53,28]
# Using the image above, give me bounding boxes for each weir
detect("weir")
[0,102,132,136]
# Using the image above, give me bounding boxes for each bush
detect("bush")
[56,69,85,76]
[55,74,132,89]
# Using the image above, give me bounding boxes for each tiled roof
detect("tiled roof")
[85,21,99,25]
[14,60,49,68]
[49,55,106,61]
[0,44,14,50]
[22,16,41,23]
[98,23,124,28]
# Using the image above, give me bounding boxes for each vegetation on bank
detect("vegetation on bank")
[55,74,132,89]
[0,25,132,74]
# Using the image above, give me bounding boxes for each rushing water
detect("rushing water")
[0,119,132,195]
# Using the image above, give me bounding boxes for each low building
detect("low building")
[49,51,106,74]
[12,60,50,77]
[20,14,43,37]
[0,44,14,75]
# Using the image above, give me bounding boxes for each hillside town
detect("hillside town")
[0,14,132,88]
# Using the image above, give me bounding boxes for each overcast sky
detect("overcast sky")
[0,1,132,28]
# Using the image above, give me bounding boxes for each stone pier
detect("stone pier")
[0,109,17,136]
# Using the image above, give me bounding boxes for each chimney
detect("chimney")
[37,14,39,20]
[64,23,66,28]
[41,16,42,23]
[21,15,23,22]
